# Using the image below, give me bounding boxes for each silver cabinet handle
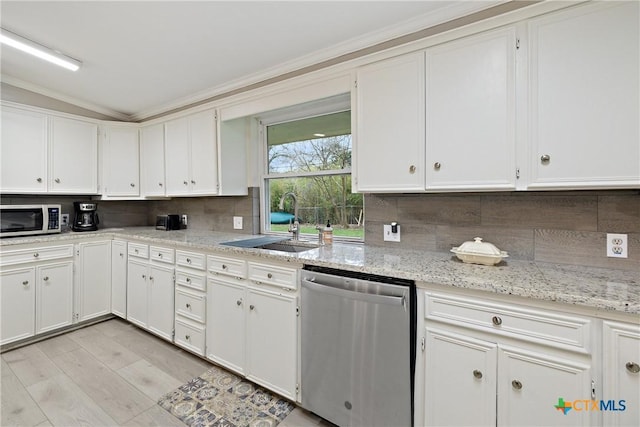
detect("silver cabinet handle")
[222,264,227,270]
[186,303,191,309]
[142,274,146,279]
[158,253,163,258]
[236,299,242,306]
[134,249,139,253]
[409,165,416,174]
[130,183,135,187]
[33,253,39,258]
[149,276,153,281]
[434,162,441,170]
[37,177,42,183]
[191,180,196,184]
[185,335,190,340]
[473,370,483,379]
[540,154,551,164]
[183,180,189,185]
[250,305,255,310]
[43,276,49,281]
[55,178,61,183]
[186,258,192,264]
[267,273,273,279]
[22,280,29,286]
[119,253,124,257]
[159,182,163,187]
[512,380,523,390]
[186,277,191,283]
[626,362,640,373]
[492,316,502,326]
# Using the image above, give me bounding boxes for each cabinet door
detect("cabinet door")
[189,110,218,195]
[0,267,35,345]
[603,321,640,427]
[36,261,73,334]
[103,127,139,196]
[206,277,246,374]
[426,27,516,190]
[127,259,148,328]
[355,52,426,192]
[498,345,591,427]
[49,116,98,193]
[246,287,297,399]
[147,264,174,341]
[76,241,111,322]
[424,328,497,427]
[140,123,166,196]
[0,106,47,193]
[111,240,127,318]
[528,1,640,189]
[164,116,190,196]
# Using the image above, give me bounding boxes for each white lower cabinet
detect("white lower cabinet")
[602,321,640,427]
[127,244,175,341]
[111,240,127,318]
[206,255,299,401]
[75,241,112,322]
[423,291,593,427]
[0,268,36,345]
[36,261,74,334]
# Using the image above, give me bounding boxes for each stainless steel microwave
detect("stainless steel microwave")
[0,204,62,238]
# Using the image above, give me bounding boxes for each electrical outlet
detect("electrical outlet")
[61,213,69,226]
[606,233,628,258]
[383,224,401,242]
[181,215,188,227]
[233,216,243,230]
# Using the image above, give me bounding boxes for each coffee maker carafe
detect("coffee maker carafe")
[72,202,99,232]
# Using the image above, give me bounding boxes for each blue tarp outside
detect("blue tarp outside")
[270,212,296,224]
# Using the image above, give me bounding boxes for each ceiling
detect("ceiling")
[1,1,500,121]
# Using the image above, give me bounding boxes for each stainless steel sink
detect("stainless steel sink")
[221,237,318,253]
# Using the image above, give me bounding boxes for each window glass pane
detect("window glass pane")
[267,176,364,239]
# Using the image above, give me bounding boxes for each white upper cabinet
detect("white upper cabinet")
[426,26,517,190]
[354,52,426,192]
[49,116,98,194]
[165,109,218,196]
[527,1,640,189]
[0,106,48,193]
[102,125,140,197]
[140,123,166,197]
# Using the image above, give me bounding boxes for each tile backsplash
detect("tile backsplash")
[364,190,640,271]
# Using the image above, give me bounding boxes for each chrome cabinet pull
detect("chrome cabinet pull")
[186,277,191,283]
[33,253,39,258]
[191,180,196,184]
[186,258,192,264]
[267,273,273,279]
[492,316,502,326]
[512,380,523,390]
[434,162,441,170]
[540,154,551,164]
[183,180,188,185]
[43,276,49,281]
[626,362,640,373]
[236,299,242,306]
[142,274,146,279]
[409,165,416,174]
[130,183,135,187]
[250,305,255,310]
[55,178,61,183]
[185,335,190,340]
[22,280,29,286]
[473,370,483,379]
[158,253,163,258]
[186,303,191,309]
[159,182,163,187]
[36,177,42,183]
[222,264,227,270]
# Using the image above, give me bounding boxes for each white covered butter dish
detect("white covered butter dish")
[450,237,509,266]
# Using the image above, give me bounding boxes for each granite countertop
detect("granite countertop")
[2,227,638,315]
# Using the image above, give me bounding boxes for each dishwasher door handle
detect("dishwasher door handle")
[302,278,405,307]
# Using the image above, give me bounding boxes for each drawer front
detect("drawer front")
[208,255,246,278]
[176,270,206,292]
[150,246,174,264]
[174,318,205,355]
[176,250,206,270]
[248,262,297,291]
[425,292,591,351]
[175,288,206,323]
[128,243,149,259]
[1,244,74,266]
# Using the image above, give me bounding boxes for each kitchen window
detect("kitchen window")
[261,103,363,241]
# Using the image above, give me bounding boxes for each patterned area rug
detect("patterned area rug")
[158,365,295,427]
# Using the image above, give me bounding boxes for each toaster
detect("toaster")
[156,214,181,230]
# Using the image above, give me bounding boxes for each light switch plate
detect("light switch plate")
[233,216,243,230]
[383,224,401,242]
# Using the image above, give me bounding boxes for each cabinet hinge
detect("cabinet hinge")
[296,306,300,317]
[76,249,80,256]
[515,168,520,179]
[296,383,300,395]
[172,328,175,339]
[516,38,520,50]
[421,336,425,352]
[591,380,596,400]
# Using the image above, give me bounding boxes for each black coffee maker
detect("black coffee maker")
[72,202,99,231]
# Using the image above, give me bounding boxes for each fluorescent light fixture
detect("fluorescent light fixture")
[0,28,81,71]
[313,133,326,137]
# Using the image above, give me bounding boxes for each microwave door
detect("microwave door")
[1,209,44,233]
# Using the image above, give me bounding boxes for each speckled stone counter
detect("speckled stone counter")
[2,227,638,315]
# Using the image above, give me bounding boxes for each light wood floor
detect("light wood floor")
[1,318,329,427]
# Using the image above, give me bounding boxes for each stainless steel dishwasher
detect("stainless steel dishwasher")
[300,265,416,427]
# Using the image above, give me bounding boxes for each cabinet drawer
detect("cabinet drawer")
[128,243,149,259]
[176,270,206,292]
[0,244,74,267]
[150,246,174,264]
[208,255,246,278]
[248,262,297,291]
[175,288,206,323]
[176,250,205,270]
[174,318,205,356]
[425,292,591,352]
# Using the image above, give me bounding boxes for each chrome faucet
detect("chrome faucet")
[278,192,299,240]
